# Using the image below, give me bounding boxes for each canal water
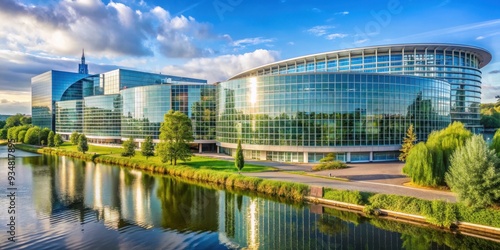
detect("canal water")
[0,146,499,250]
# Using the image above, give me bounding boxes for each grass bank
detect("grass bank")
[321,188,500,229]
[21,143,307,201]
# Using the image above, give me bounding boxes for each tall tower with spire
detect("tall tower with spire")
[78,49,89,74]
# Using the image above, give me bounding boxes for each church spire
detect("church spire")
[78,48,89,74]
[81,49,85,64]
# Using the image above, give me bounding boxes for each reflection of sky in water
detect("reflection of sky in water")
[0,149,497,250]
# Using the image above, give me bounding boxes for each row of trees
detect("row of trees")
[0,114,32,140]
[5,124,64,147]
[400,122,500,208]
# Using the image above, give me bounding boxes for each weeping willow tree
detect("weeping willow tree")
[403,122,472,187]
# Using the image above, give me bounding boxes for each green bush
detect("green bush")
[446,135,500,208]
[312,161,347,171]
[323,189,365,205]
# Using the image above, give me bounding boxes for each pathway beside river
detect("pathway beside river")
[198,153,457,202]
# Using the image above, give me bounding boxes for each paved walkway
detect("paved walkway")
[197,153,456,202]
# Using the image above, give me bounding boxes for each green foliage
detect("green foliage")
[141,136,155,158]
[480,103,500,129]
[0,128,7,139]
[70,131,80,145]
[323,189,367,205]
[399,124,417,162]
[24,126,41,145]
[18,130,26,143]
[157,110,194,165]
[446,135,500,208]
[77,134,88,154]
[403,122,471,186]
[312,161,347,171]
[47,131,55,147]
[235,139,244,173]
[490,128,500,156]
[313,152,347,171]
[4,113,30,129]
[40,128,51,146]
[7,125,30,141]
[54,133,63,147]
[121,137,136,158]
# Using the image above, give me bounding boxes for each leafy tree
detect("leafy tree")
[40,128,51,145]
[403,122,471,186]
[490,129,500,156]
[403,142,434,186]
[20,116,31,125]
[77,134,89,154]
[399,124,417,162]
[141,136,155,159]
[0,128,7,139]
[54,133,63,147]
[24,126,41,145]
[235,139,244,173]
[18,130,27,143]
[0,120,5,129]
[70,131,80,145]
[47,131,55,147]
[8,125,29,141]
[121,137,136,158]
[446,135,500,208]
[4,114,24,128]
[157,110,194,165]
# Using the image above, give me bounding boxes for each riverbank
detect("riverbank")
[13,143,500,236]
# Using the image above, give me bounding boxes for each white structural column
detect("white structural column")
[303,152,308,163]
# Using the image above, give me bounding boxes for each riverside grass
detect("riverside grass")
[29,145,308,201]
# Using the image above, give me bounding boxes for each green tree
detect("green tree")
[18,130,27,143]
[4,114,24,128]
[490,129,500,156]
[0,128,7,139]
[47,131,55,147]
[40,128,51,145]
[399,124,417,162]
[141,136,155,159]
[121,137,136,158]
[54,133,63,147]
[157,110,194,165]
[70,131,80,145]
[24,126,41,145]
[402,122,471,186]
[446,135,500,208]
[235,139,244,173]
[77,134,89,154]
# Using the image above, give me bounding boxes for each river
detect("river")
[0,146,499,250]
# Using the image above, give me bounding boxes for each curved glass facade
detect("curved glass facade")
[231,44,490,132]
[217,73,450,162]
[55,100,83,134]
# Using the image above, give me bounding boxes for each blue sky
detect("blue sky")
[0,0,499,115]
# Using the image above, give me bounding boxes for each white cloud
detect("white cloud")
[326,33,348,40]
[354,39,369,44]
[307,25,335,36]
[231,37,276,47]
[161,49,279,83]
[335,11,349,15]
[0,0,217,58]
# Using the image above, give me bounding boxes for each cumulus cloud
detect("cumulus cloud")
[0,0,217,58]
[161,49,279,83]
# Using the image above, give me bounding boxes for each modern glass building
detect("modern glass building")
[32,70,92,131]
[230,44,491,133]
[217,44,491,162]
[34,43,492,162]
[48,68,216,150]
